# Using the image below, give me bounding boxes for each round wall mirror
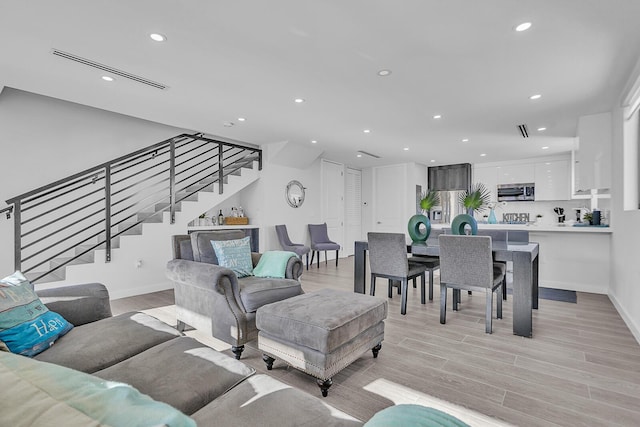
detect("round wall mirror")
[285,180,306,208]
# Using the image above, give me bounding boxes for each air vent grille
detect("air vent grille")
[52,49,169,90]
[517,124,529,138]
[357,150,381,158]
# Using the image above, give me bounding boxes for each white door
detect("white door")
[321,159,344,259]
[344,168,362,256]
[373,164,406,232]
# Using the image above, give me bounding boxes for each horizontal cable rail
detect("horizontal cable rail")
[5,133,261,283]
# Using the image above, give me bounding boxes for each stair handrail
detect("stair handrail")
[5,133,262,283]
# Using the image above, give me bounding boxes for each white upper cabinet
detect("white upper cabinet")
[473,165,498,202]
[534,160,570,201]
[575,112,612,191]
[475,155,571,202]
[496,164,535,185]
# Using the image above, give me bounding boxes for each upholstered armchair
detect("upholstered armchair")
[166,230,304,359]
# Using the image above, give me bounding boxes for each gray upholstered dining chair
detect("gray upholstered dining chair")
[368,232,428,315]
[308,223,340,268]
[477,229,508,300]
[438,234,505,333]
[408,229,444,303]
[275,224,311,270]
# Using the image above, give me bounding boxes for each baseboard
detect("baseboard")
[608,291,640,345]
[538,279,607,295]
[109,280,174,300]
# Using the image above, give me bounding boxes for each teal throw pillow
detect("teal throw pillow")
[210,236,254,278]
[364,404,470,427]
[253,251,297,278]
[0,271,74,357]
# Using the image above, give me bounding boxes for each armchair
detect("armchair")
[166,230,304,359]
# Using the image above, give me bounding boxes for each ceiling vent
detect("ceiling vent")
[517,124,529,138]
[51,49,169,90]
[357,150,381,158]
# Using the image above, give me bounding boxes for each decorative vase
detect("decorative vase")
[488,209,497,224]
[407,214,431,244]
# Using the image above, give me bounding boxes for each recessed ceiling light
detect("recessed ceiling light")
[294,98,305,103]
[529,94,542,100]
[378,69,391,76]
[430,160,436,163]
[363,129,371,133]
[237,117,246,122]
[101,76,114,82]
[541,146,549,150]
[357,154,362,158]
[537,127,546,131]
[403,147,409,151]
[462,138,469,143]
[433,114,442,119]
[149,33,167,42]
[311,140,317,144]
[515,22,532,32]
[480,153,487,157]
[223,121,234,127]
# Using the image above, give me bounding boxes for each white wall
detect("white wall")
[609,104,640,343]
[236,142,323,253]
[0,88,188,279]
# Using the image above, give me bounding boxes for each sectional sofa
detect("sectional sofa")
[0,282,362,426]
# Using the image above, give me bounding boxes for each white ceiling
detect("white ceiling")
[2,0,640,168]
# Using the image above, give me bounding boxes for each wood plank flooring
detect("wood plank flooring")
[111,256,640,426]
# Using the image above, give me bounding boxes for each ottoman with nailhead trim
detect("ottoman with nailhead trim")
[256,288,387,397]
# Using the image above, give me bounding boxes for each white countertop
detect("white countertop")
[431,222,612,233]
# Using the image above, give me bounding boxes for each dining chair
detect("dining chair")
[477,229,508,300]
[438,234,505,333]
[308,223,340,268]
[368,232,428,315]
[275,224,311,270]
[408,229,444,302]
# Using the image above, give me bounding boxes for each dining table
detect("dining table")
[354,239,539,338]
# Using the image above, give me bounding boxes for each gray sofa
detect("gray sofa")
[167,230,304,359]
[0,283,362,426]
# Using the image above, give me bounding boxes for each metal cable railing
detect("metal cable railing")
[4,133,262,283]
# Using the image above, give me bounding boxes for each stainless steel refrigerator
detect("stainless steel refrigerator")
[428,163,471,225]
[431,190,466,225]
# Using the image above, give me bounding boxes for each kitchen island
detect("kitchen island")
[432,222,611,294]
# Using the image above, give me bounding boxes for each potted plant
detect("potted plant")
[459,183,491,216]
[419,190,440,217]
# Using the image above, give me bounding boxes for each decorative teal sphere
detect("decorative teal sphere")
[408,214,431,243]
[451,214,478,235]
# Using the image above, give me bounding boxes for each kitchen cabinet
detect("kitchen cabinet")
[575,112,612,192]
[496,164,535,185]
[534,159,570,200]
[473,165,498,202]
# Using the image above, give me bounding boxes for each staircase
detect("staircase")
[5,133,261,292]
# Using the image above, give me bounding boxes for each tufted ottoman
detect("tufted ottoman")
[256,288,387,397]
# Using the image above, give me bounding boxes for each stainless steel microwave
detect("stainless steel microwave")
[497,183,535,201]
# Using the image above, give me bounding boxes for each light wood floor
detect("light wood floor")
[112,256,640,426]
